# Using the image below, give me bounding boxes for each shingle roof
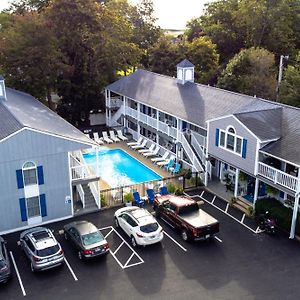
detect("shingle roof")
[0,88,97,146]
[107,69,300,166]
[176,59,194,68]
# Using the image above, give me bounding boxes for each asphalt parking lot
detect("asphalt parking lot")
[1,191,300,300]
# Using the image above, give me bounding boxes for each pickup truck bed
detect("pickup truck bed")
[181,209,218,228]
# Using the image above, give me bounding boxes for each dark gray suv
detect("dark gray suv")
[0,236,11,283]
[19,227,64,272]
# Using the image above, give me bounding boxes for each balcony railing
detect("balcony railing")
[258,162,298,191]
[107,97,122,108]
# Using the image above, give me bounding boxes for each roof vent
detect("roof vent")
[0,75,7,101]
[176,59,195,85]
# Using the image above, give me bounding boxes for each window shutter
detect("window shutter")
[242,139,248,158]
[37,166,44,185]
[40,194,47,217]
[19,198,27,222]
[279,191,284,198]
[16,169,24,189]
[215,128,220,147]
[224,164,228,170]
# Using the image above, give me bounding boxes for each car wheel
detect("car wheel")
[181,229,189,242]
[78,251,83,260]
[115,217,119,228]
[131,236,137,247]
[30,263,35,273]
[155,209,160,219]
[64,232,68,240]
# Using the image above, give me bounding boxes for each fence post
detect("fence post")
[195,172,198,187]
[121,187,124,203]
[183,175,185,190]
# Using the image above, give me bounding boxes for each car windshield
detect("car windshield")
[82,231,104,246]
[37,244,60,257]
[140,223,159,233]
[178,203,199,216]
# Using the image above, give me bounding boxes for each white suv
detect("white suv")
[114,207,163,247]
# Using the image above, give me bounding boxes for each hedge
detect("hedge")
[255,198,300,236]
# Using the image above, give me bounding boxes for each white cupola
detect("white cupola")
[176,59,195,85]
[0,75,7,101]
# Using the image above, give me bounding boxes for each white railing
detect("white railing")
[191,130,207,148]
[88,181,100,208]
[70,154,97,181]
[178,131,203,172]
[126,106,138,119]
[207,161,212,177]
[158,121,169,133]
[77,184,85,208]
[191,132,206,166]
[109,105,123,127]
[258,162,298,191]
[127,127,138,140]
[107,97,122,108]
[148,116,157,128]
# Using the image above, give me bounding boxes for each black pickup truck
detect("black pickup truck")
[154,194,219,241]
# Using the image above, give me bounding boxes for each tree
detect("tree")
[0,12,66,109]
[279,53,300,107]
[185,36,219,84]
[217,47,277,100]
[184,17,204,42]
[7,0,50,14]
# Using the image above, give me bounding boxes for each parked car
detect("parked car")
[64,221,109,260]
[0,236,11,283]
[114,206,164,247]
[154,195,219,241]
[19,227,64,272]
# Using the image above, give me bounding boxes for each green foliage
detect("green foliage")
[175,186,184,196]
[167,182,176,194]
[184,17,203,42]
[266,184,278,196]
[100,194,107,207]
[123,193,133,203]
[217,47,277,100]
[255,198,300,235]
[229,197,237,206]
[184,169,192,180]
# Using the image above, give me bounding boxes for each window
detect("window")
[178,69,183,80]
[23,162,37,186]
[219,126,244,156]
[0,84,3,97]
[26,196,40,218]
[185,69,193,81]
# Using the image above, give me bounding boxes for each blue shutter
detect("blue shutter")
[215,128,220,147]
[182,121,187,130]
[279,191,284,198]
[242,139,248,158]
[37,166,44,185]
[224,164,228,170]
[19,198,27,222]
[40,194,47,217]
[16,169,24,189]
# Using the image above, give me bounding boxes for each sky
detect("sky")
[0,0,213,30]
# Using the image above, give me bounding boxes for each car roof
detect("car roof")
[22,227,58,250]
[71,221,98,235]
[128,208,157,226]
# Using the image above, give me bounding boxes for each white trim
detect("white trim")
[206,114,233,123]
[254,140,260,175]
[0,127,26,144]
[218,126,243,157]
[259,150,300,168]
[0,214,73,235]
[232,115,262,141]
[68,152,74,216]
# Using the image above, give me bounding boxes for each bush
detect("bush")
[255,198,300,235]
[175,186,184,196]
[167,182,176,193]
[184,169,192,180]
[100,194,106,207]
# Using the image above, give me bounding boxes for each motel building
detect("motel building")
[105,59,300,239]
[0,76,102,235]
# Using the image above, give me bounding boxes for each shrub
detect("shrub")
[124,193,133,203]
[100,194,106,207]
[167,182,176,193]
[175,186,184,195]
[184,169,192,180]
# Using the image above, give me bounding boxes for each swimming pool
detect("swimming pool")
[83,148,162,188]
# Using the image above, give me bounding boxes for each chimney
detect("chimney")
[176,59,195,85]
[0,75,7,101]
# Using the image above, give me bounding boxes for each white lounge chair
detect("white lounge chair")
[93,132,104,145]
[117,130,128,141]
[102,131,113,143]
[127,137,142,146]
[131,139,147,150]
[85,133,91,139]
[151,151,169,163]
[109,130,120,142]
[156,155,175,166]
[138,143,155,153]
[143,145,160,157]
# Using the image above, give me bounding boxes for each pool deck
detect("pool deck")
[96,141,172,190]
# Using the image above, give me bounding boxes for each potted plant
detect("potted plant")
[100,194,107,208]
[123,193,133,206]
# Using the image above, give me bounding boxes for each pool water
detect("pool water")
[83,148,162,188]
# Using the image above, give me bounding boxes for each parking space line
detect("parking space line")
[9,251,26,297]
[212,195,216,204]
[214,236,223,243]
[200,190,204,198]
[64,257,78,281]
[124,253,135,267]
[163,231,187,252]
[109,250,126,269]
[104,228,114,239]
[113,241,125,255]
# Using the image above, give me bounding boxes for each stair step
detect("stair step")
[237,197,253,209]
[233,203,249,214]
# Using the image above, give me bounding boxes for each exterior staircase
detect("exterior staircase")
[109,105,123,127]
[234,197,253,215]
[82,184,98,210]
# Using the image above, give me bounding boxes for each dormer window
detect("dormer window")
[219,126,243,155]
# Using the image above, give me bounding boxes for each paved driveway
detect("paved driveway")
[1,198,300,300]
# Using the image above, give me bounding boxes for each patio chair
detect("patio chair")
[138,143,155,153]
[133,191,145,207]
[160,186,169,196]
[93,132,104,145]
[151,151,169,163]
[146,189,156,204]
[117,130,128,141]
[143,145,160,157]
[131,139,147,150]
[169,162,181,174]
[164,159,174,170]
[109,130,120,142]
[85,133,90,139]
[127,136,142,146]
[156,155,175,166]
[102,131,113,144]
